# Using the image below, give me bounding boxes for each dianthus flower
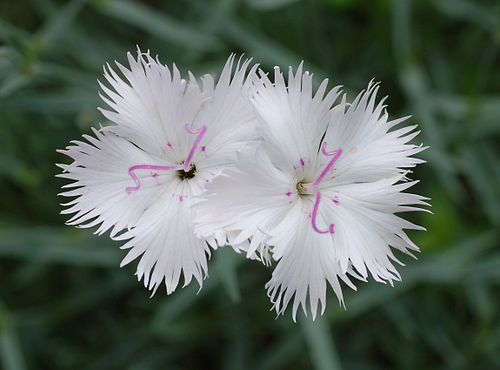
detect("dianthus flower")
[195,65,428,320]
[58,50,258,294]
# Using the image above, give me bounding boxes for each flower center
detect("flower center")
[296,181,313,196]
[177,163,196,180]
[125,124,207,193]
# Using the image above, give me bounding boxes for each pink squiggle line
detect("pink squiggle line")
[126,124,208,194]
[311,191,334,234]
[312,143,343,187]
[183,123,207,171]
[310,142,342,234]
[125,164,181,194]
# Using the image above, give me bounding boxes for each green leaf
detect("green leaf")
[0,227,120,267]
[98,0,221,52]
[300,315,342,370]
[214,246,241,303]
[0,299,26,370]
[37,0,87,49]
[245,0,299,10]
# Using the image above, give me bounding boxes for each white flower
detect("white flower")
[195,64,429,320]
[57,50,258,294]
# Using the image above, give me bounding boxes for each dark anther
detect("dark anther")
[177,163,196,180]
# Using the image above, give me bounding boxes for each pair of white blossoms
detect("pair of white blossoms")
[58,50,428,320]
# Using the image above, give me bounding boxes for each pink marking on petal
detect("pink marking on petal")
[289,200,293,204]
[167,142,172,148]
[152,172,159,179]
[179,195,183,202]
[126,164,181,194]
[286,192,292,197]
[201,146,206,152]
[308,142,342,235]
[183,123,207,171]
[293,165,297,170]
[332,198,339,205]
[311,144,343,187]
[205,179,209,183]
[311,191,335,234]
[300,158,305,166]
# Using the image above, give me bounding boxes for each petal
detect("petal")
[194,147,295,260]
[324,82,426,184]
[251,64,342,170]
[57,127,178,237]
[192,55,260,170]
[320,175,427,282]
[116,187,210,295]
[195,149,358,319]
[98,49,205,159]
[266,217,357,321]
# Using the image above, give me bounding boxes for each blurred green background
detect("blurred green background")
[1,0,500,369]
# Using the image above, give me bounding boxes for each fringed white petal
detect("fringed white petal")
[98,49,205,159]
[250,64,342,170]
[317,175,427,283]
[265,215,358,321]
[57,127,178,237]
[194,147,293,261]
[116,185,210,295]
[195,55,260,170]
[324,81,427,184]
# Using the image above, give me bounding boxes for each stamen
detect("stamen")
[126,164,181,194]
[309,142,342,234]
[176,163,196,180]
[311,143,343,187]
[183,123,207,171]
[311,191,334,234]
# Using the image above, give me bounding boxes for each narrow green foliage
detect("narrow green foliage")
[0,0,499,369]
